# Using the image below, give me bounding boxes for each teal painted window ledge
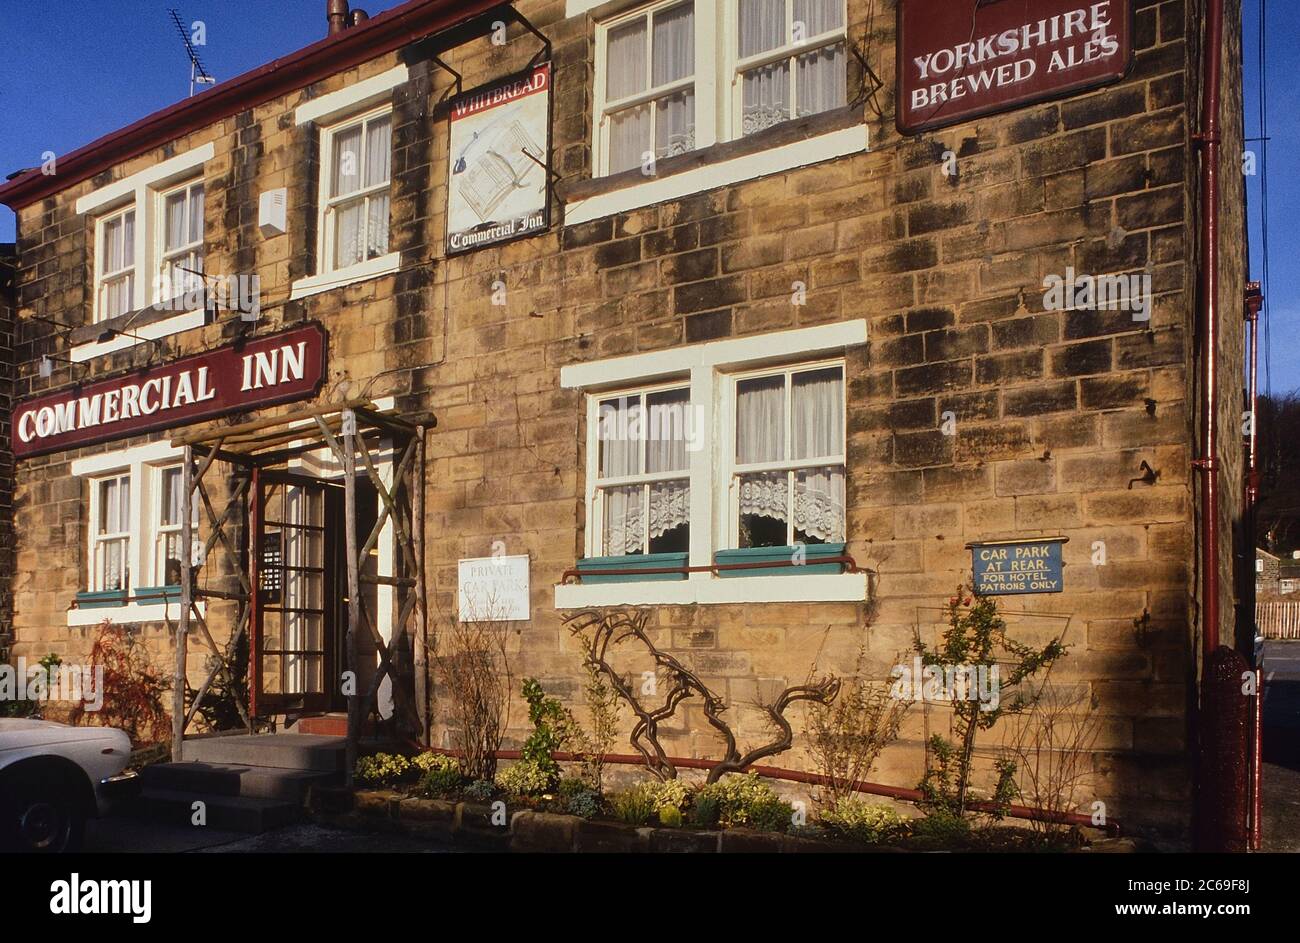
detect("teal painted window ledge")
[135,585,181,603]
[575,552,689,583]
[74,590,128,609]
[715,543,847,578]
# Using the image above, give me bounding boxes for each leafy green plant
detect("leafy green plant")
[464,779,495,802]
[694,773,793,832]
[415,753,465,798]
[915,590,1067,817]
[649,778,691,814]
[519,677,577,792]
[571,641,622,791]
[689,793,721,828]
[0,653,59,718]
[496,758,555,797]
[355,753,413,788]
[610,783,658,826]
[658,805,683,828]
[910,810,972,849]
[819,798,909,845]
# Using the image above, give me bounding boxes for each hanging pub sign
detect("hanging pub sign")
[445,61,552,254]
[968,538,1067,596]
[12,323,327,458]
[897,0,1132,135]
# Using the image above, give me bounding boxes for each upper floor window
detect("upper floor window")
[319,107,392,273]
[158,180,205,304]
[95,207,136,322]
[593,0,847,177]
[735,0,846,136]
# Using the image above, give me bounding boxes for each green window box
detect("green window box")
[575,552,689,583]
[714,543,848,578]
[74,590,128,609]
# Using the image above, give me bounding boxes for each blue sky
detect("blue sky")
[0,1,1293,393]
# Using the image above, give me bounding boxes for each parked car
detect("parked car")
[0,718,139,852]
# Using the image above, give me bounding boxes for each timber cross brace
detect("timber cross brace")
[169,401,433,785]
[563,608,840,783]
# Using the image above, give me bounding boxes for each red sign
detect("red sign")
[897,0,1132,135]
[13,324,327,458]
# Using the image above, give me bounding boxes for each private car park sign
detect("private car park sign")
[897,0,1132,134]
[11,324,327,458]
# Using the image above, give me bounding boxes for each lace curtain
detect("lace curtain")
[736,369,845,543]
[364,116,391,259]
[740,0,846,134]
[599,392,691,555]
[606,4,695,173]
[331,117,390,267]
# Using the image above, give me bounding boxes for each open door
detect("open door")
[250,471,341,717]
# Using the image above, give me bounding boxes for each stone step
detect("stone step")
[181,733,347,772]
[129,788,303,834]
[140,761,340,802]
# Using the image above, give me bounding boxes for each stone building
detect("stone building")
[0,0,1250,843]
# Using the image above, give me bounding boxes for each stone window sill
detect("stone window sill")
[559,106,868,226]
[554,572,867,608]
[70,307,210,363]
[290,252,401,300]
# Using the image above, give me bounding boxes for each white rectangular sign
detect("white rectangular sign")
[458,554,530,622]
[446,62,551,254]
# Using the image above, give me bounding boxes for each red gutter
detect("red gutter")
[415,745,1122,836]
[1195,0,1226,662]
[0,0,505,210]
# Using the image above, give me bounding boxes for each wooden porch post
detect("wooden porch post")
[341,410,361,787]
[173,445,194,761]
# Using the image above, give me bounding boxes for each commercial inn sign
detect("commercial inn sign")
[897,0,1132,134]
[12,324,327,458]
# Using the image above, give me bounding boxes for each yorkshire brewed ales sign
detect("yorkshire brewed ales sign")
[13,324,327,458]
[897,0,1132,134]
[969,538,1067,596]
[446,62,552,254]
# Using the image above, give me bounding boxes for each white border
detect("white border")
[289,250,401,300]
[294,65,409,126]
[565,124,867,226]
[70,309,207,362]
[560,319,867,389]
[75,143,214,217]
[556,572,867,607]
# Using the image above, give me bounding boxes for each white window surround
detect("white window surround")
[555,319,867,608]
[289,250,401,300]
[69,441,205,627]
[564,122,867,226]
[70,310,208,363]
[294,65,409,126]
[75,143,214,217]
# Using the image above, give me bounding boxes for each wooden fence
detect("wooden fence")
[1256,601,1300,639]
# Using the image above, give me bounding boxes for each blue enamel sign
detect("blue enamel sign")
[969,539,1066,596]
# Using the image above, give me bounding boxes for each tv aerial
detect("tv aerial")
[168,8,215,97]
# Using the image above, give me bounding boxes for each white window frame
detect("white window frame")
[89,472,133,592]
[92,206,137,324]
[560,320,867,607]
[589,380,694,556]
[725,0,849,139]
[78,143,213,336]
[316,104,394,278]
[155,177,205,307]
[69,442,204,626]
[591,0,847,178]
[724,358,847,548]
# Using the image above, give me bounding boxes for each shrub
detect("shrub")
[649,778,692,814]
[819,798,909,845]
[518,678,577,793]
[689,793,721,828]
[610,783,658,826]
[70,622,170,747]
[695,773,794,832]
[496,758,555,797]
[464,779,495,802]
[658,806,683,828]
[355,753,413,788]
[566,789,602,819]
[911,810,972,849]
[415,753,465,798]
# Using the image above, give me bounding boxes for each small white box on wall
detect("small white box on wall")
[258,189,287,237]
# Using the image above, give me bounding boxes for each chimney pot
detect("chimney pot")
[327,0,350,35]
[351,9,370,25]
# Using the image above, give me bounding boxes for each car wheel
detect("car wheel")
[0,771,87,853]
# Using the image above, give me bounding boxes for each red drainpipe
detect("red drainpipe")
[1245,283,1264,850]
[1196,0,1225,663]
